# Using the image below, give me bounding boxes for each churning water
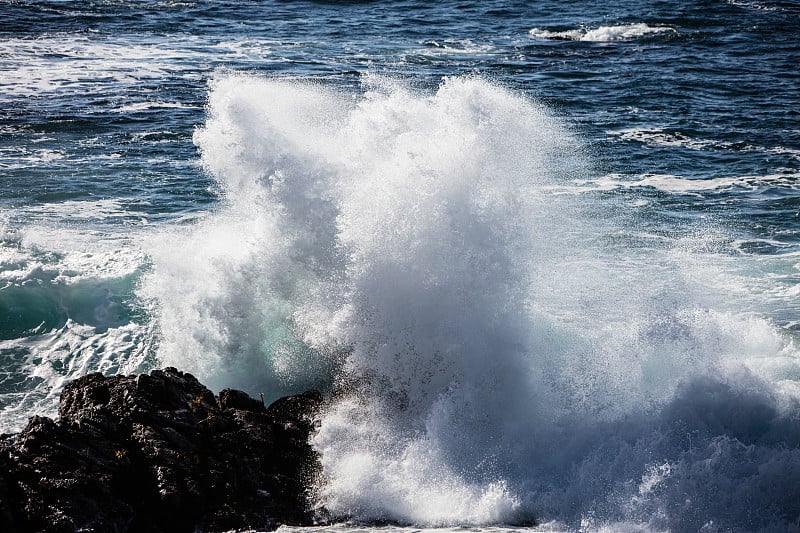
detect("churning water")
[2,1,799,531]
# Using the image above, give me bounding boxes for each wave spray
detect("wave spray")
[144,75,800,531]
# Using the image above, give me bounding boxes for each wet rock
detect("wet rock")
[0,368,323,532]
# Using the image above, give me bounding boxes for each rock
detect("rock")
[0,368,324,532]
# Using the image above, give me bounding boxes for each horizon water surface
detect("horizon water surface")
[1,1,800,532]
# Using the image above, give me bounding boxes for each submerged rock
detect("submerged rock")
[0,368,323,532]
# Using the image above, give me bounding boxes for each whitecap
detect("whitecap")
[529,23,675,42]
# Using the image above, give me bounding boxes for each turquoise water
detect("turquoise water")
[1,1,799,531]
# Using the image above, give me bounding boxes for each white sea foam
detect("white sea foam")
[0,209,155,432]
[419,39,496,56]
[22,198,148,225]
[579,172,800,195]
[0,147,66,169]
[529,24,674,42]
[143,75,800,530]
[0,37,192,98]
[727,0,797,12]
[0,34,305,103]
[607,127,800,160]
[0,319,154,432]
[1,201,150,286]
[1,211,146,288]
[113,101,195,113]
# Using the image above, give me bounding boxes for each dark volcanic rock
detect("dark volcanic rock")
[0,368,323,532]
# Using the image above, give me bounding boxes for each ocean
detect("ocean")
[1,0,799,531]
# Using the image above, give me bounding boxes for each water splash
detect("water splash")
[144,75,800,531]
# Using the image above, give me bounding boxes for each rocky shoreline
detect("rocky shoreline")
[0,368,324,532]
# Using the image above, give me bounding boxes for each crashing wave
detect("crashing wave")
[143,74,800,530]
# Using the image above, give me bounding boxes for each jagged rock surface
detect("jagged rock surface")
[0,368,323,532]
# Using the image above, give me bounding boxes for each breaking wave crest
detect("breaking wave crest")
[143,75,800,531]
[529,24,675,42]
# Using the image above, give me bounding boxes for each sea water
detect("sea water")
[1,1,799,531]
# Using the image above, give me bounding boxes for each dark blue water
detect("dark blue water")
[1,1,799,531]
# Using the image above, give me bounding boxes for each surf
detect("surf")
[142,74,800,531]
